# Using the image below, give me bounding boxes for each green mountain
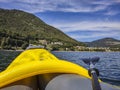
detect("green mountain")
[0,8,84,50]
[86,38,120,48]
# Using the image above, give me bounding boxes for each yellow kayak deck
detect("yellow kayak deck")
[0,49,90,88]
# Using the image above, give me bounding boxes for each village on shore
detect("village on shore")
[0,40,119,52]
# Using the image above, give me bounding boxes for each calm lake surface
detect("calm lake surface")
[0,50,120,86]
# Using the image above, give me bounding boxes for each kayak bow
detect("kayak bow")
[0,49,90,88]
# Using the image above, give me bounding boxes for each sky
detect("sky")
[0,0,120,42]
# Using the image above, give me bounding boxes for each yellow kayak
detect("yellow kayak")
[0,49,119,90]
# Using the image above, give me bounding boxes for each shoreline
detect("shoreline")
[0,49,24,52]
[0,49,120,52]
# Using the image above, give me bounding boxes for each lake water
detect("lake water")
[52,51,120,86]
[0,50,120,86]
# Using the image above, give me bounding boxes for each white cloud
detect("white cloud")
[68,30,120,41]
[48,21,120,41]
[70,31,119,39]
[92,0,113,6]
[50,21,120,32]
[0,0,111,13]
[105,11,119,16]
[0,0,119,16]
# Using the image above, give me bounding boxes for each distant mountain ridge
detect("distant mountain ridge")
[86,38,120,48]
[0,8,84,50]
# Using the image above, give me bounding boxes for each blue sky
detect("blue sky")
[0,0,120,42]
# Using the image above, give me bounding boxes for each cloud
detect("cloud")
[49,21,120,41]
[50,21,120,32]
[91,0,119,6]
[104,11,120,16]
[68,31,120,41]
[0,0,118,13]
[0,0,120,17]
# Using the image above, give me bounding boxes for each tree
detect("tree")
[21,42,29,49]
[1,37,6,49]
[6,37,10,45]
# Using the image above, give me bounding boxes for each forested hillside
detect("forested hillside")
[87,38,120,47]
[0,8,84,50]
[86,38,120,51]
